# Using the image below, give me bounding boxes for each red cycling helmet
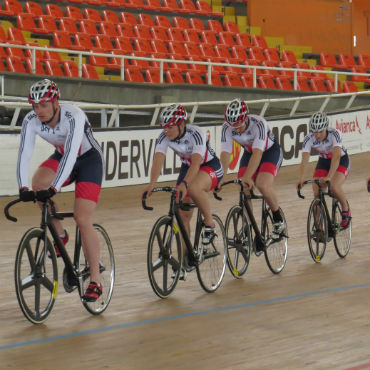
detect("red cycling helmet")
[224,98,249,128]
[28,79,60,104]
[159,104,188,127]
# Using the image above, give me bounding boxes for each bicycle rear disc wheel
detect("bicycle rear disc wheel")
[196,214,227,293]
[80,224,115,315]
[14,228,58,324]
[147,216,182,298]
[307,199,327,263]
[333,200,351,258]
[262,208,288,274]
[224,205,251,278]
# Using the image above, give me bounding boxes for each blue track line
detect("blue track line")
[1,282,368,351]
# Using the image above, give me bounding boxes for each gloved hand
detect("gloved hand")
[19,187,35,202]
[35,187,56,202]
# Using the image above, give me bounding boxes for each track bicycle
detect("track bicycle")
[4,194,115,324]
[221,179,288,277]
[297,179,351,263]
[142,187,227,298]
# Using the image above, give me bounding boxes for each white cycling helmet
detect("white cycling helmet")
[159,104,187,127]
[28,79,60,104]
[309,112,329,132]
[224,98,249,128]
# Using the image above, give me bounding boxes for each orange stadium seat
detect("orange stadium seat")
[208,19,223,33]
[133,24,151,40]
[74,32,96,51]
[167,28,185,43]
[100,21,120,38]
[0,25,6,43]
[297,77,311,91]
[264,48,280,64]
[138,13,154,27]
[281,49,298,65]
[43,49,62,62]
[46,3,64,18]
[187,56,207,73]
[183,29,200,44]
[351,66,370,83]
[252,34,268,49]
[275,76,293,90]
[248,46,265,64]
[25,58,45,75]
[17,13,44,33]
[117,24,135,39]
[84,8,102,22]
[224,21,239,34]
[147,0,168,11]
[155,15,172,29]
[309,78,327,92]
[63,60,79,77]
[277,61,294,77]
[325,78,343,92]
[59,18,79,35]
[168,41,187,58]
[258,75,276,89]
[120,12,138,26]
[145,68,161,83]
[343,80,358,92]
[3,0,23,16]
[231,45,249,62]
[114,36,134,53]
[95,34,116,52]
[261,61,279,77]
[163,0,181,12]
[241,74,254,87]
[44,59,64,76]
[166,69,185,83]
[189,18,205,32]
[6,56,27,73]
[218,32,235,48]
[151,39,168,55]
[197,0,221,16]
[338,53,357,69]
[102,10,119,24]
[235,33,251,48]
[173,16,190,30]
[38,15,58,33]
[8,26,28,44]
[129,51,150,69]
[185,71,204,84]
[25,1,43,16]
[79,20,99,36]
[205,72,223,86]
[200,30,218,45]
[320,52,345,69]
[134,38,153,53]
[150,26,168,41]
[295,62,311,77]
[82,63,99,79]
[311,65,328,79]
[225,73,243,87]
[125,68,145,82]
[358,54,370,69]
[179,0,198,13]
[66,6,84,21]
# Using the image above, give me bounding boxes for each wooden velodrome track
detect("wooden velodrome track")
[0,152,369,370]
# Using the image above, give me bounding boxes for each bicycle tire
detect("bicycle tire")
[307,199,328,263]
[14,227,58,324]
[332,200,351,258]
[196,214,227,293]
[80,224,115,315]
[147,215,182,299]
[224,205,251,278]
[262,208,288,274]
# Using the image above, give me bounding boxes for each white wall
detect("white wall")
[1,110,369,196]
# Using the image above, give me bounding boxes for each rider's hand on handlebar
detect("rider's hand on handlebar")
[36,187,56,202]
[241,177,254,190]
[19,187,35,202]
[176,182,187,201]
[142,184,155,198]
[318,176,330,187]
[296,181,304,191]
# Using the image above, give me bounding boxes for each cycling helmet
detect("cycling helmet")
[309,112,329,132]
[224,98,249,127]
[28,79,60,104]
[159,104,187,127]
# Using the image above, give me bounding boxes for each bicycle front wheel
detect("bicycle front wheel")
[262,208,288,274]
[307,199,328,263]
[196,214,227,293]
[332,200,351,258]
[147,216,182,299]
[14,228,58,324]
[80,224,115,315]
[224,205,251,278]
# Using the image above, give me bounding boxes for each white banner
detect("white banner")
[1,110,369,196]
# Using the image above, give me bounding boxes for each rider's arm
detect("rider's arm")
[242,148,263,181]
[298,152,310,186]
[326,146,341,179]
[148,152,166,186]
[220,151,231,175]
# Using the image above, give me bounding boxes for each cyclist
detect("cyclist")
[219,98,285,245]
[17,79,105,302]
[296,111,351,228]
[143,104,223,276]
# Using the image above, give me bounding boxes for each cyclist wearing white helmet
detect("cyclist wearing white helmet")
[143,104,223,274]
[220,98,285,242]
[17,79,105,302]
[297,111,351,228]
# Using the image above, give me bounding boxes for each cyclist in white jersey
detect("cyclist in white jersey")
[219,98,285,244]
[296,112,351,228]
[143,104,223,276]
[17,79,105,302]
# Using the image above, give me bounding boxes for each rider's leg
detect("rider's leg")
[187,170,213,227]
[330,172,347,209]
[32,166,64,236]
[255,172,279,212]
[74,197,101,284]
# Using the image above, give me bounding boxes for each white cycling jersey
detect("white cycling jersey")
[221,114,276,154]
[302,128,347,159]
[17,103,103,191]
[155,124,215,166]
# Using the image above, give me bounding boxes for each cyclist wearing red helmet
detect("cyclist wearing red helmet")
[296,112,351,228]
[143,104,223,274]
[219,98,285,243]
[17,79,105,302]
